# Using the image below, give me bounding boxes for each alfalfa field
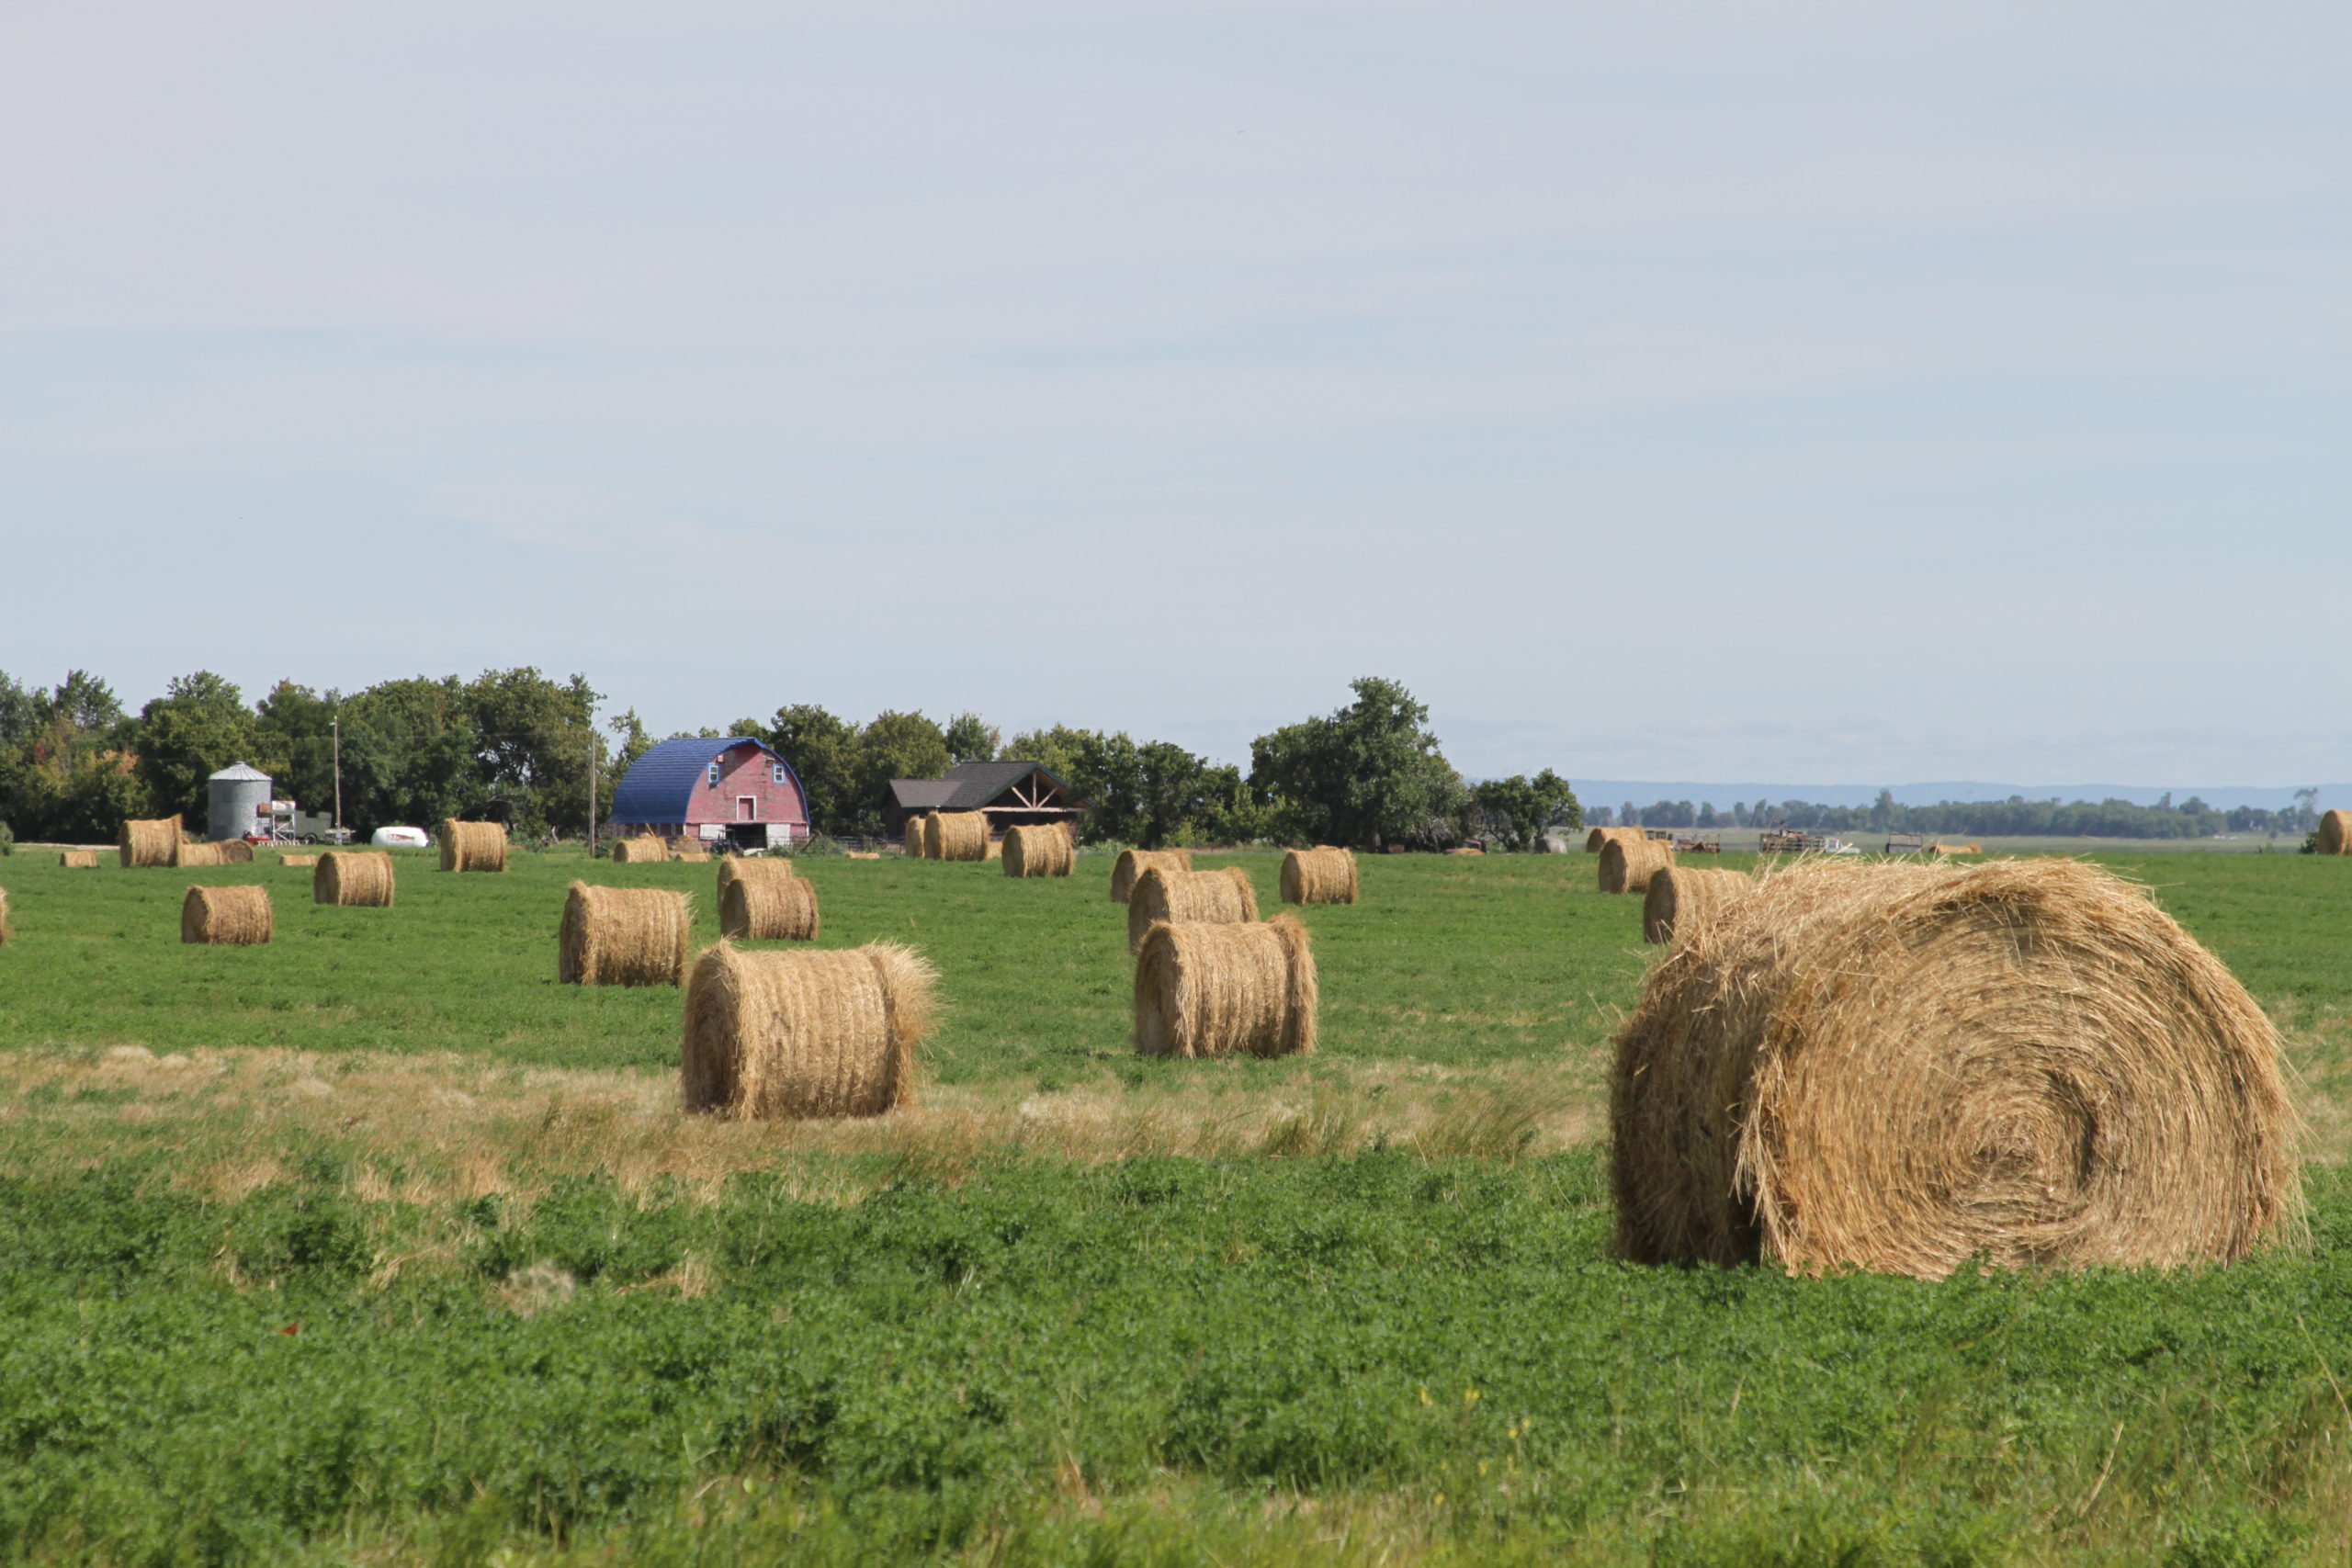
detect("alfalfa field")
[3,846,2352,1565]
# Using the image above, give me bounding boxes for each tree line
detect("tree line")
[1589,790,2320,840]
[0,671,1581,852]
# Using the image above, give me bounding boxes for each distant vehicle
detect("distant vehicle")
[371,826,429,848]
[1821,838,1862,855]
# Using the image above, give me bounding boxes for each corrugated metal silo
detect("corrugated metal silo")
[208,761,274,842]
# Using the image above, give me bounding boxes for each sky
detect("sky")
[2,2,2346,786]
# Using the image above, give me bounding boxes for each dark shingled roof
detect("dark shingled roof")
[888,760,1085,812]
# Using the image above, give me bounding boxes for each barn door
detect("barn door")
[738,796,757,821]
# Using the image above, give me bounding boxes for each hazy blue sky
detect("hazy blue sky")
[4,3,2345,784]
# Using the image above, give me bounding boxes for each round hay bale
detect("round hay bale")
[1610,858,2300,1278]
[0,886,10,945]
[1280,847,1358,906]
[610,835,668,864]
[119,815,181,869]
[930,811,989,862]
[719,873,820,942]
[559,882,691,986]
[1128,865,1259,953]
[280,853,318,868]
[314,851,395,908]
[1133,914,1317,1059]
[1929,842,1982,858]
[1587,825,1648,853]
[2319,810,2352,855]
[1110,847,1193,903]
[59,851,98,870]
[716,854,799,906]
[984,834,1003,861]
[1642,865,1752,944]
[439,819,508,873]
[903,817,931,857]
[172,840,227,869]
[683,942,936,1119]
[1599,837,1674,894]
[669,838,710,863]
[217,839,254,864]
[182,884,272,945]
[1002,823,1073,878]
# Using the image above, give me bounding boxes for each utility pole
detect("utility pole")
[587,728,598,857]
[331,717,343,833]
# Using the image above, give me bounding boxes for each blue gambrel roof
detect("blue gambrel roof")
[609,736,794,825]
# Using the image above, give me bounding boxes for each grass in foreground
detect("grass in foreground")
[5,845,2352,1562]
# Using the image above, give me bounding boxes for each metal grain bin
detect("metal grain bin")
[207,761,273,843]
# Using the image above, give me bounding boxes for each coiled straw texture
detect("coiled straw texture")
[314,851,395,908]
[1599,837,1674,894]
[1110,848,1192,903]
[182,885,272,945]
[903,817,932,858]
[440,819,508,873]
[720,874,820,942]
[1280,847,1357,906]
[1133,915,1317,1059]
[1586,825,1649,853]
[1642,866,1751,944]
[1002,824,1073,878]
[559,882,691,986]
[1610,857,2301,1279]
[1127,866,1258,953]
[2320,809,2352,855]
[683,942,936,1119]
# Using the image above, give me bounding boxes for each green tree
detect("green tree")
[463,668,603,838]
[944,713,1000,765]
[335,676,478,834]
[2,671,143,840]
[1249,677,1464,848]
[851,711,952,836]
[130,671,260,824]
[1467,770,1581,851]
[765,705,860,835]
[608,709,654,775]
[251,682,341,822]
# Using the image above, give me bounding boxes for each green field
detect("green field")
[3,846,2351,1564]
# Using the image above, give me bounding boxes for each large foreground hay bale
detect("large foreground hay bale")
[1128,865,1258,953]
[1110,848,1192,903]
[1280,847,1357,906]
[683,942,936,1119]
[719,873,820,941]
[119,816,181,869]
[1610,858,2299,1278]
[439,819,508,873]
[314,851,395,908]
[1002,823,1073,878]
[172,840,226,869]
[59,851,98,870]
[182,885,272,945]
[670,838,710,863]
[559,882,690,986]
[929,811,989,862]
[903,817,931,857]
[1642,866,1751,944]
[1134,915,1317,1059]
[1599,837,1674,894]
[610,835,668,864]
[2320,810,2352,855]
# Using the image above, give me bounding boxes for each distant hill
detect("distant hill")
[1574,781,2349,812]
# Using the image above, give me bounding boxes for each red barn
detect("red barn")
[607,736,810,850]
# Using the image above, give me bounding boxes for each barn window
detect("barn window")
[771,762,787,785]
[707,762,720,785]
